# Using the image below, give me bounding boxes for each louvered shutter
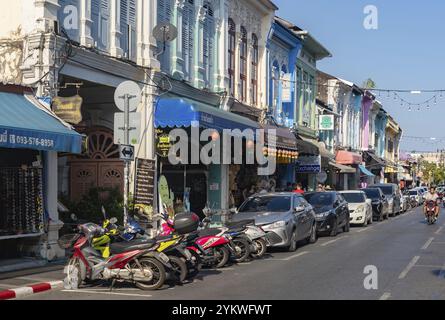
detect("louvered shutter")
[58,0,80,42]
[120,0,129,56]
[100,0,110,50]
[128,0,137,61]
[182,5,190,78]
[157,0,172,72]
[203,5,214,86]
[91,0,100,44]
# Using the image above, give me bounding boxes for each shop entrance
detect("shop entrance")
[69,127,124,201]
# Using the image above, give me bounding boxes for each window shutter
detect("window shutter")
[58,0,80,42]
[128,0,137,61]
[91,0,100,45]
[182,4,193,79]
[203,4,214,86]
[120,0,129,57]
[100,0,110,50]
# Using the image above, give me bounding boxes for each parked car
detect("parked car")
[368,184,401,217]
[362,188,389,221]
[304,192,350,237]
[232,193,317,252]
[339,191,373,226]
[408,189,422,207]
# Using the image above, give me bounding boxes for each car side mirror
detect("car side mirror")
[294,206,305,213]
[229,207,238,214]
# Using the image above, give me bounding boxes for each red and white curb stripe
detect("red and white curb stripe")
[0,281,63,300]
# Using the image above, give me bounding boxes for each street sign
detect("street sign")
[119,144,135,161]
[114,81,142,112]
[114,112,141,145]
[281,73,292,103]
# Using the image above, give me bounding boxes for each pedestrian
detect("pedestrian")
[316,184,325,192]
[293,183,305,195]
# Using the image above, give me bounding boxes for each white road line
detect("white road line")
[415,264,445,268]
[320,237,346,247]
[16,277,58,283]
[435,226,443,235]
[356,228,369,233]
[398,256,420,279]
[282,251,309,261]
[421,237,435,250]
[379,292,391,300]
[61,289,152,297]
[0,283,20,288]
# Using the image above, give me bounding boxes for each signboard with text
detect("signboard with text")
[52,95,83,124]
[319,115,334,131]
[133,158,156,209]
[296,155,321,173]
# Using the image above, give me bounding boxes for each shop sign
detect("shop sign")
[52,95,83,124]
[319,115,334,131]
[296,155,321,173]
[114,112,141,145]
[133,158,155,215]
[156,129,173,158]
[281,73,292,103]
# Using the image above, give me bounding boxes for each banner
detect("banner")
[52,95,83,124]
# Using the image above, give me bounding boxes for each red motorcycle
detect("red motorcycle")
[61,222,171,290]
[425,201,438,225]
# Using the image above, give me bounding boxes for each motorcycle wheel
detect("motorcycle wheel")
[250,238,267,259]
[214,246,230,268]
[231,237,251,263]
[133,257,166,290]
[64,257,82,289]
[167,255,187,284]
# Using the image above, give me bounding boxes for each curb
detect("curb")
[0,281,63,300]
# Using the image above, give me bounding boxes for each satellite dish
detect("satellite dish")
[114,81,142,112]
[153,23,178,43]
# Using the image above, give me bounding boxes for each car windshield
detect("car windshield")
[373,186,393,195]
[305,193,335,206]
[238,196,291,213]
[342,193,366,203]
[363,189,380,199]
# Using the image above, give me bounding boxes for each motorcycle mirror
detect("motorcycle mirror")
[109,217,118,224]
[70,213,78,221]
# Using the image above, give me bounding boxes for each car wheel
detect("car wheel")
[329,219,338,237]
[286,229,298,252]
[369,214,373,225]
[343,218,350,232]
[362,216,368,227]
[306,223,318,244]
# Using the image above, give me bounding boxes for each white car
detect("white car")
[340,191,373,226]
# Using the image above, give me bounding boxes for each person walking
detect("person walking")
[293,183,305,195]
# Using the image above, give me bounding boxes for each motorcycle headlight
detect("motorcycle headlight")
[268,220,286,228]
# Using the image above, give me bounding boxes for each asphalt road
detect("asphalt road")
[5,206,445,300]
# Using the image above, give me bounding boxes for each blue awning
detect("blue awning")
[359,164,375,177]
[0,92,82,153]
[155,98,259,132]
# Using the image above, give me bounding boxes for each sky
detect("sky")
[273,0,445,152]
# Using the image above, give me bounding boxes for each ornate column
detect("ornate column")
[80,0,94,47]
[171,0,184,77]
[193,4,206,88]
[110,0,123,57]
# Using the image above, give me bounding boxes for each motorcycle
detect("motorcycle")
[224,219,268,259]
[425,200,438,225]
[60,221,171,291]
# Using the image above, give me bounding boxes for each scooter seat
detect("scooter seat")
[110,238,157,254]
[198,228,222,237]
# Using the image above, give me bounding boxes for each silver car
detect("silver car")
[230,193,317,252]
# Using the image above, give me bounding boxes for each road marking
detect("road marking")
[435,226,443,235]
[0,283,20,288]
[16,277,59,283]
[421,237,435,250]
[415,264,445,268]
[398,256,420,279]
[356,228,369,233]
[282,251,309,261]
[320,237,346,247]
[61,289,152,297]
[379,292,391,300]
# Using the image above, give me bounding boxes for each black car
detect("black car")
[362,188,389,221]
[368,184,401,217]
[304,192,350,237]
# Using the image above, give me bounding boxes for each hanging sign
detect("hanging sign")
[296,155,321,173]
[52,95,83,124]
[281,73,292,103]
[156,128,173,158]
[319,115,334,131]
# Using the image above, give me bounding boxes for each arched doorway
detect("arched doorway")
[69,127,124,201]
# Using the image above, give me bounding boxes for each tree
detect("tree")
[419,161,445,185]
[362,78,377,89]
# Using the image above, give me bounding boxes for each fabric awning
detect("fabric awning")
[262,124,298,151]
[296,135,320,155]
[359,164,375,177]
[155,98,259,132]
[0,91,82,153]
[329,160,356,173]
[364,150,386,167]
[336,150,362,165]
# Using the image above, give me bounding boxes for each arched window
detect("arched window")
[202,3,215,87]
[182,0,195,80]
[239,26,248,102]
[251,34,258,105]
[157,0,173,72]
[228,19,236,96]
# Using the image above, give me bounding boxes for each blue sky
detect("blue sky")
[274,0,445,152]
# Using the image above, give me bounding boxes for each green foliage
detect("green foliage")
[420,161,445,185]
[59,187,125,224]
[362,78,377,89]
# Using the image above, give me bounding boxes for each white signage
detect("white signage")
[114,112,141,145]
[119,144,135,161]
[281,73,292,103]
